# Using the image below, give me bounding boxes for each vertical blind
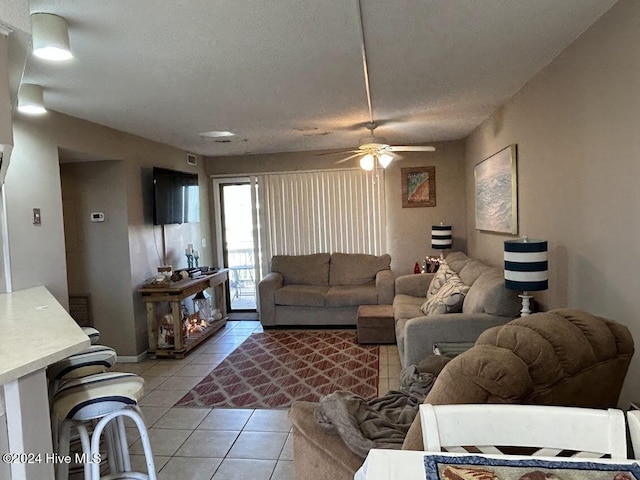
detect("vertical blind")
[255,169,386,274]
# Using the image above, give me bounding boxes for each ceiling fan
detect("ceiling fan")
[331,0,435,171]
[335,121,435,171]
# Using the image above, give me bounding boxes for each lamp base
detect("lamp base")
[518,292,533,316]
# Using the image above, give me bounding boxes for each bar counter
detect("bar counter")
[0,286,89,480]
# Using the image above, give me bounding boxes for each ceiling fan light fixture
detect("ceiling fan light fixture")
[17,83,47,115]
[378,153,393,168]
[31,13,73,61]
[359,154,375,171]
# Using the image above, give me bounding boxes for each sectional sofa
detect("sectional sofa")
[393,251,521,367]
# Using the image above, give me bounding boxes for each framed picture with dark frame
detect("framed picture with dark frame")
[401,166,436,208]
[474,144,518,234]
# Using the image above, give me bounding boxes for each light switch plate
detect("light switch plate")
[33,208,41,225]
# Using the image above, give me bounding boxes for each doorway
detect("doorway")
[219,182,257,314]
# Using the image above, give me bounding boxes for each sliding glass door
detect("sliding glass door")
[219,182,257,313]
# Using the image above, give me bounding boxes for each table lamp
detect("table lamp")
[504,236,548,316]
[431,223,452,261]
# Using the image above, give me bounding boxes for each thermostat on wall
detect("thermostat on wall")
[90,212,105,222]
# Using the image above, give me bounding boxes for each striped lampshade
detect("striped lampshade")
[431,224,452,250]
[504,238,548,291]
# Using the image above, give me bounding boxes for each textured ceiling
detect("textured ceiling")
[7,0,618,156]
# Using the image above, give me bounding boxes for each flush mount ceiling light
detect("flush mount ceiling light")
[199,131,235,139]
[17,83,47,115]
[30,13,73,61]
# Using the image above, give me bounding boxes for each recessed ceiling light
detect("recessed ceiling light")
[199,131,235,139]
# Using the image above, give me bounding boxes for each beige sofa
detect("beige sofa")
[258,252,394,327]
[394,251,521,367]
[288,309,635,480]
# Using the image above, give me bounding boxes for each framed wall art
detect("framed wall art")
[401,166,436,208]
[474,145,518,234]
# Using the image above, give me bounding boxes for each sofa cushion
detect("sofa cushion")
[458,259,490,286]
[421,273,470,315]
[444,251,472,274]
[325,285,378,307]
[463,268,520,316]
[329,253,391,286]
[393,295,424,321]
[274,285,329,307]
[272,253,330,286]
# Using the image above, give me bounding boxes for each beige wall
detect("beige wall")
[464,0,640,407]
[7,112,212,356]
[205,141,466,276]
[61,160,134,354]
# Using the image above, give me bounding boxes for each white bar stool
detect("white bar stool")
[81,327,101,345]
[51,372,156,480]
[48,345,118,395]
[48,344,119,462]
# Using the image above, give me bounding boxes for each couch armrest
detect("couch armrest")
[375,270,395,305]
[401,313,512,367]
[257,272,283,326]
[289,401,363,480]
[394,273,433,297]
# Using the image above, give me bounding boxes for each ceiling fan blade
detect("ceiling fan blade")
[335,153,363,164]
[317,149,361,157]
[387,146,436,152]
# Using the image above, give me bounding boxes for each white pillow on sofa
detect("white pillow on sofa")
[426,262,456,300]
[421,272,470,315]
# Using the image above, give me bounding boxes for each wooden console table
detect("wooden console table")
[139,269,229,359]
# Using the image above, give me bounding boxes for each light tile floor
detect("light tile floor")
[114,320,401,480]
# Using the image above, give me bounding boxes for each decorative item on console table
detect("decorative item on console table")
[138,268,229,359]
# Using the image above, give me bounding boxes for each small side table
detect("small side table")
[357,305,395,344]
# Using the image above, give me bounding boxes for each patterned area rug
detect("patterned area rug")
[176,330,379,409]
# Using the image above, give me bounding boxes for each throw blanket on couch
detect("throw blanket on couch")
[314,365,435,458]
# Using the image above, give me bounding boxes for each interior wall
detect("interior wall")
[7,112,212,356]
[384,141,466,275]
[464,0,640,407]
[205,140,466,276]
[7,118,69,306]
[60,160,134,354]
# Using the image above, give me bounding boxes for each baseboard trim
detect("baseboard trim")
[117,351,148,363]
[228,312,259,320]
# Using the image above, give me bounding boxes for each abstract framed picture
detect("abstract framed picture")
[474,145,518,234]
[401,166,436,208]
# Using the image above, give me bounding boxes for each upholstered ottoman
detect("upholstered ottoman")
[356,305,395,344]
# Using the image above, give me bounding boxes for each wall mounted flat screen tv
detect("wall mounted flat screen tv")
[153,167,200,225]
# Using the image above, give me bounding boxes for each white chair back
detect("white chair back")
[627,410,640,459]
[419,404,627,459]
